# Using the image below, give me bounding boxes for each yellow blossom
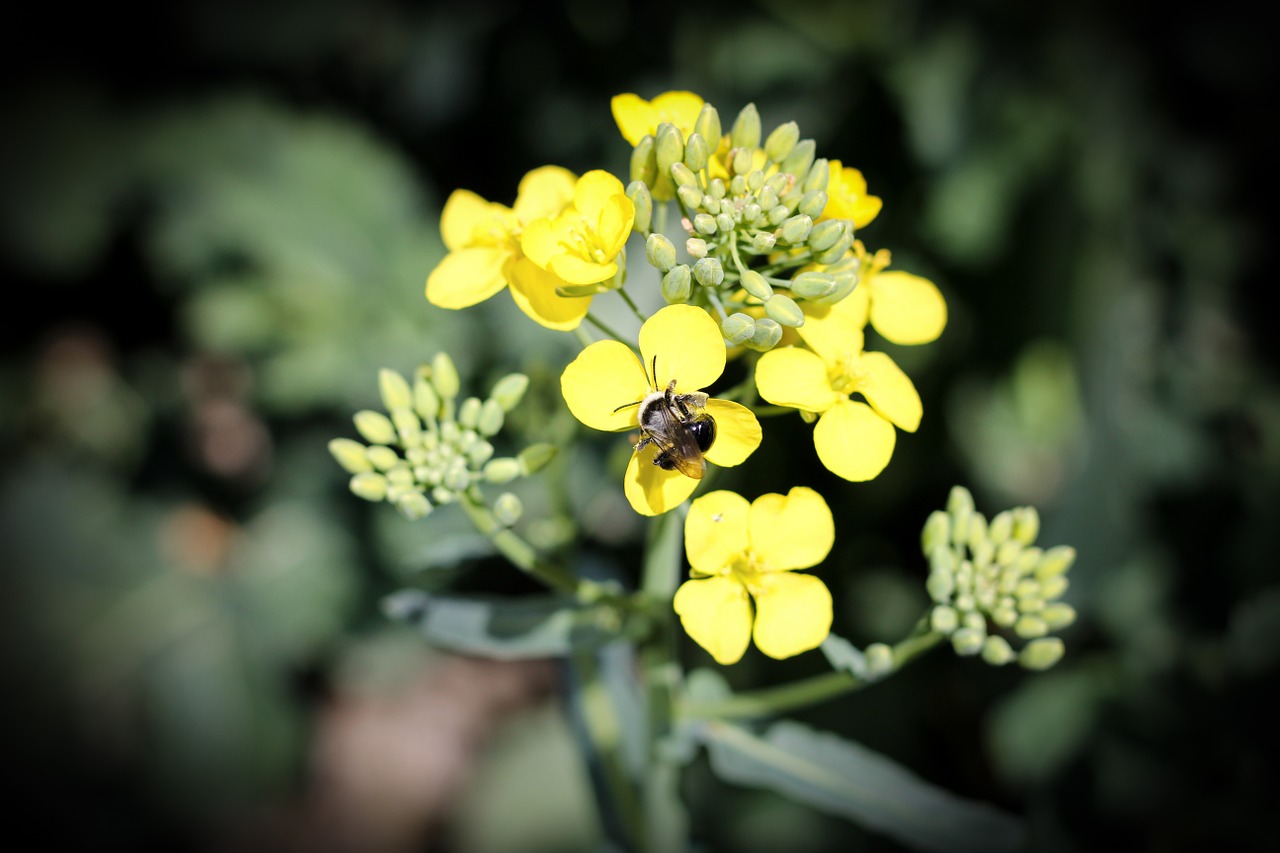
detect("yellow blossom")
[674,488,834,665]
[521,171,634,290]
[560,305,762,516]
[611,91,705,146]
[821,161,883,229]
[755,306,921,482]
[426,166,630,330]
[835,242,947,346]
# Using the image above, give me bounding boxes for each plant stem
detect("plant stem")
[585,312,632,346]
[459,491,580,594]
[676,629,946,721]
[618,287,647,323]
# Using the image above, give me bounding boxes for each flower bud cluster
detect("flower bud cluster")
[628,101,858,351]
[921,486,1077,671]
[328,353,554,523]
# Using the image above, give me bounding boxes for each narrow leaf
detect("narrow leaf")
[700,719,1024,853]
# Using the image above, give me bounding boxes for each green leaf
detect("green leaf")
[384,590,620,660]
[699,719,1024,853]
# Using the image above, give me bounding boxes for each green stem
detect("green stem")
[705,289,729,321]
[585,312,632,346]
[573,326,594,348]
[677,629,945,722]
[459,491,579,594]
[749,404,794,418]
[617,287,648,323]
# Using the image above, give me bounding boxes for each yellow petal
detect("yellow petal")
[624,445,699,516]
[868,271,947,345]
[748,487,834,572]
[594,192,635,256]
[751,572,833,660]
[857,351,922,432]
[519,216,559,269]
[639,305,725,394]
[440,189,509,251]
[508,257,592,330]
[573,170,627,220]
[701,400,761,467]
[548,254,618,286]
[843,282,871,328]
[685,490,751,575]
[673,576,753,665]
[796,304,864,366]
[813,399,896,481]
[611,93,657,146]
[513,166,577,224]
[560,339,648,431]
[649,91,704,134]
[425,247,510,309]
[755,347,839,412]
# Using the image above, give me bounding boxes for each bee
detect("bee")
[615,356,717,479]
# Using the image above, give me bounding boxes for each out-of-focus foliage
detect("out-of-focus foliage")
[2,0,1276,850]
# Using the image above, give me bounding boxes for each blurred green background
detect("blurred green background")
[3,1,1276,851]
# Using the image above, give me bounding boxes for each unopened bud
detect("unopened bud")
[431,352,460,399]
[811,271,857,304]
[694,104,722,149]
[686,237,708,258]
[803,158,830,193]
[397,491,433,520]
[1040,603,1077,631]
[414,374,440,421]
[655,123,685,176]
[764,293,804,327]
[483,457,522,484]
[693,257,724,287]
[631,135,657,187]
[692,213,718,235]
[747,317,783,350]
[730,147,753,176]
[329,438,372,474]
[721,313,756,346]
[764,121,800,163]
[730,103,761,149]
[662,265,693,303]
[493,492,523,527]
[489,373,529,412]
[808,219,846,253]
[798,190,828,219]
[350,472,388,502]
[670,161,698,188]
[517,443,557,475]
[365,445,399,471]
[457,397,481,430]
[354,410,396,446]
[777,214,813,245]
[988,510,1014,544]
[1035,546,1077,580]
[478,399,505,436]
[379,369,413,411]
[981,635,1015,666]
[951,627,985,656]
[931,605,959,634]
[739,270,773,300]
[646,233,678,272]
[791,271,837,300]
[1019,637,1065,670]
[1012,506,1040,545]
[684,132,709,172]
[865,643,894,678]
[626,180,652,234]
[779,139,816,182]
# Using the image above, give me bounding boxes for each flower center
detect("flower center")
[724,551,767,596]
[562,223,608,264]
[827,353,867,397]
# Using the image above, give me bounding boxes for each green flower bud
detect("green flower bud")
[966,511,988,551]
[631,135,656,186]
[692,213,718,235]
[413,374,440,421]
[962,610,987,632]
[798,190,828,219]
[730,103,761,149]
[489,373,528,412]
[764,121,800,163]
[996,539,1023,568]
[350,472,388,502]
[931,604,959,633]
[1014,614,1049,639]
[811,271,857,305]
[626,180,652,234]
[731,147,754,176]
[1012,506,1040,545]
[739,270,773,300]
[788,271,834,300]
[951,627,985,656]
[988,510,1014,545]
[1015,547,1044,575]
[747,317,782,350]
[379,369,413,412]
[493,492,524,527]
[926,568,955,604]
[1035,546,1077,579]
[1040,602,1077,631]
[954,593,976,613]
[662,265,693,303]
[981,635,1015,666]
[1039,575,1069,601]
[865,643,895,678]
[354,410,397,446]
[779,139,816,182]
[646,233,678,272]
[1019,637,1065,670]
[693,257,724,287]
[991,605,1019,627]
[757,184,779,210]
[431,352,460,400]
[684,132,709,172]
[366,445,399,471]
[921,507,952,555]
[694,103,722,149]
[808,219,846,253]
[670,161,698,188]
[742,202,762,224]
[478,399,504,436]
[483,457,522,484]
[803,158,830,193]
[467,439,495,467]
[721,313,756,346]
[517,443,557,475]
[777,214,813,244]
[686,238,708,258]
[329,438,372,474]
[948,486,975,541]
[677,183,703,210]
[655,122,685,175]
[928,543,957,574]
[708,177,727,199]
[799,409,818,424]
[701,195,722,215]
[813,231,853,266]
[715,212,736,233]
[457,397,482,430]
[397,491,432,520]
[431,485,454,504]
[764,293,805,327]
[971,538,995,570]
[749,232,776,253]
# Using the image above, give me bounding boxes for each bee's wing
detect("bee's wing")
[649,406,707,480]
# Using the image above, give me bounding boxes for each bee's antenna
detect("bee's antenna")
[649,354,658,389]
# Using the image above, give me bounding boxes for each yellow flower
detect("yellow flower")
[521,171,634,289]
[755,305,921,482]
[560,305,762,516]
[426,166,624,330]
[837,242,947,346]
[674,487,834,665]
[611,90,704,146]
[821,161,883,229]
